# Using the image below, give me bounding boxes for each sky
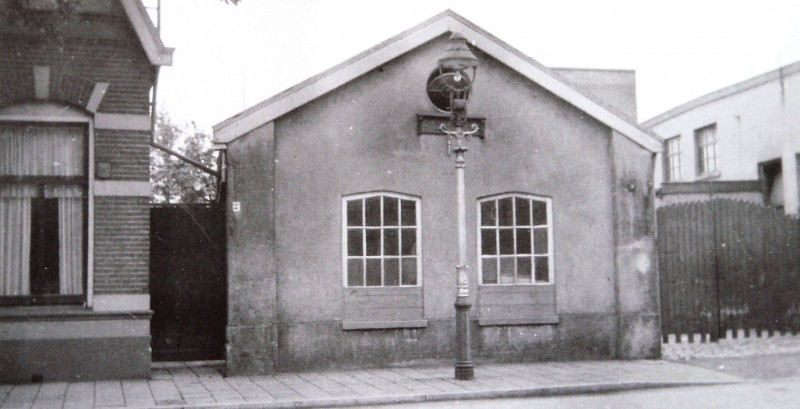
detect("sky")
[152,0,800,133]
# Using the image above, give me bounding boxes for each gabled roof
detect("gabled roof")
[641,60,800,128]
[119,0,173,66]
[213,10,661,152]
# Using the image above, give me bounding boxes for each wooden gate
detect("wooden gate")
[658,199,800,342]
[150,204,226,361]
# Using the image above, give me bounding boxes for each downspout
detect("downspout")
[149,66,220,178]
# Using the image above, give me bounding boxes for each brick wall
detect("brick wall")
[93,196,150,294]
[0,36,153,114]
[95,129,150,181]
[0,6,157,298]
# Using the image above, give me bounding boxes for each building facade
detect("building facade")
[0,0,172,382]
[213,11,662,375]
[643,61,800,214]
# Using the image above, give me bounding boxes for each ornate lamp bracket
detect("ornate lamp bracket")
[441,123,480,156]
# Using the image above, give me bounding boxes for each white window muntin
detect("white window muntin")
[477,193,553,286]
[342,192,422,287]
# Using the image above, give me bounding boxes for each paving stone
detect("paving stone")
[296,373,353,396]
[249,376,298,400]
[2,384,39,409]
[94,381,124,407]
[62,382,93,409]
[148,379,184,406]
[121,380,155,408]
[225,377,273,402]
[0,385,11,408]
[274,374,331,399]
[28,383,65,409]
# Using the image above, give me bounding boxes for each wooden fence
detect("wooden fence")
[658,199,800,343]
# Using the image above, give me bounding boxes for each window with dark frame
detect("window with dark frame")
[664,136,681,182]
[0,123,87,305]
[479,194,552,285]
[344,193,421,287]
[695,124,718,176]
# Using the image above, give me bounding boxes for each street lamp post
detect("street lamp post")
[431,33,480,381]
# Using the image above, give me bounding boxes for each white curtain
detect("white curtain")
[0,194,31,295]
[1,124,85,297]
[0,124,84,176]
[56,189,84,295]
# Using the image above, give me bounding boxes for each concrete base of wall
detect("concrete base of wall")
[0,337,151,383]
[0,309,152,383]
[226,313,654,375]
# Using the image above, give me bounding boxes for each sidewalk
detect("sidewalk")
[0,358,740,409]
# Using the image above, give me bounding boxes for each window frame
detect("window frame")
[663,135,681,182]
[695,124,718,177]
[341,192,422,288]
[477,193,554,287]
[0,105,93,307]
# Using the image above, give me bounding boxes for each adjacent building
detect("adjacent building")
[643,61,800,215]
[213,11,662,375]
[0,0,172,381]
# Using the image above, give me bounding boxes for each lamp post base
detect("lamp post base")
[455,362,474,380]
[454,298,474,380]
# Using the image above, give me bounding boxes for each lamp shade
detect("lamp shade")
[437,33,480,73]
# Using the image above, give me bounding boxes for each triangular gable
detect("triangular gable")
[213,10,661,152]
[119,0,173,66]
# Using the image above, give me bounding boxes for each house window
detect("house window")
[695,124,717,176]
[343,193,420,287]
[0,123,86,304]
[479,194,552,285]
[664,136,681,181]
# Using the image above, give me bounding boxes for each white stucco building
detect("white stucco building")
[642,61,800,215]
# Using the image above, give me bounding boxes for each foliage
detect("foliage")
[150,112,219,204]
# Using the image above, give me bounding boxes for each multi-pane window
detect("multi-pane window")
[0,123,86,303]
[695,124,717,176]
[479,194,552,285]
[664,136,681,181]
[344,193,420,287]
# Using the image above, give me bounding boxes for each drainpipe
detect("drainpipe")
[149,66,220,178]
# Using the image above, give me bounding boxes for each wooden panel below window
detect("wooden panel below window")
[342,286,426,330]
[477,284,558,326]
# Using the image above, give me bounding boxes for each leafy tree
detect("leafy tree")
[150,112,218,204]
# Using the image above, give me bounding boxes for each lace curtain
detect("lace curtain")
[0,124,85,296]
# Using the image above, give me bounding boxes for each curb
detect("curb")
[143,380,740,409]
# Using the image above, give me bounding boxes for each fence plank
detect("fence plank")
[658,199,800,343]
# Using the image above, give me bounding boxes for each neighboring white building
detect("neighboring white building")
[642,61,800,215]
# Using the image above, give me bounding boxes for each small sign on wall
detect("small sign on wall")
[232,201,241,212]
[97,162,111,179]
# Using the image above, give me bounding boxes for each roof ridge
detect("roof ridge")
[641,59,800,127]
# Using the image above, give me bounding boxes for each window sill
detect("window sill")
[342,320,428,330]
[0,305,152,321]
[695,170,721,181]
[478,316,559,326]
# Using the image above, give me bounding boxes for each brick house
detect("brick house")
[213,11,662,375]
[0,0,172,381]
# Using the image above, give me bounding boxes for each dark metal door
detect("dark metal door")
[150,204,226,361]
